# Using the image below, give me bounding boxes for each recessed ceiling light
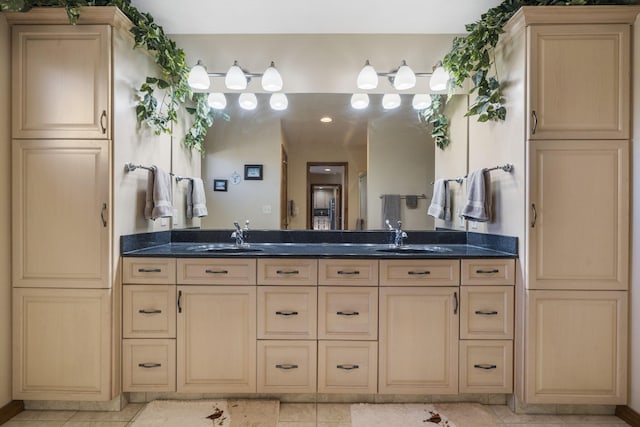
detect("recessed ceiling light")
[320,116,333,123]
[324,168,331,172]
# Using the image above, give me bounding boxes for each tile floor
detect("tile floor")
[1,402,631,427]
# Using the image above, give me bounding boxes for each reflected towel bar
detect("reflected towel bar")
[125,162,192,182]
[432,163,514,184]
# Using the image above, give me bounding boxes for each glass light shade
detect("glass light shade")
[357,60,378,90]
[350,93,369,109]
[412,93,432,110]
[382,93,401,110]
[269,93,288,110]
[207,92,227,109]
[430,65,450,91]
[238,92,258,110]
[187,60,210,90]
[262,62,283,92]
[393,60,416,90]
[225,61,248,90]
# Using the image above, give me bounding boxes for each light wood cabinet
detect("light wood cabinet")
[528,140,629,291]
[318,286,378,340]
[528,23,630,140]
[525,290,627,404]
[177,285,256,393]
[123,285,176,339]
[122,339,176,392]
[13,288,112,401]
[379,259,459,287]
[318,259,378,286]
[12,24,111,139]
[257,286,317,340]
[177,258,256,285]
[378,286,458,394]
[258,258,318,286]
[318,341,378,394]
[459,340,513,394]
[257,340,317,393]
[12,140,109,289]
[122,258,176,285]
[460,286,514,340]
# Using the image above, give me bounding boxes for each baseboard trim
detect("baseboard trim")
[0,400,24,425]
[616,405,640,427]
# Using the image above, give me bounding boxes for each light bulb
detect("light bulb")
[262,62,283,92]
[357,60,378,90]
[350,93,369,110]
[382,93,401,110]
[207,92,227,109]
[187,60,210,90]
[393,60,416,90]
[269,93,288,110]
[238,93,258,110]
[412,94,432,110]
[430,63,450,91]
[225,60,248,90]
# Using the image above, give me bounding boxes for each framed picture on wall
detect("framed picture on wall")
[213,179,228,191]
[244,164,263,180]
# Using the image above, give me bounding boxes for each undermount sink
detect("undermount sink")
[186,244,262,253]
[376,245,453,254]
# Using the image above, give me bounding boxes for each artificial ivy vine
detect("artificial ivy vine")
[418,95,449,150]
[0,0,216,154]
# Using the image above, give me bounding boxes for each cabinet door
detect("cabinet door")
[12,140,110,288]
[528,141,628,290]
[378,287,458,394]
[525,290,627,404]
[177,286,256,393]
[528,24,630,139]
[12,25,111,139]
[13,288,111,401]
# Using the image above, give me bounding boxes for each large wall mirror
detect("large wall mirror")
[194,92,469,231]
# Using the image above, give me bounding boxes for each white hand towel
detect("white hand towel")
[144,166,155,220]
[462,168,492,222]
[189,178,208,218]
[151,166,173,220]
[428,179,450,220]
[381,194,401,228]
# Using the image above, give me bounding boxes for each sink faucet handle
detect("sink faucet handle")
[385,219,393,231]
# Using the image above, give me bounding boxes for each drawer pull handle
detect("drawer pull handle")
[474,364,497,370]
[337,364,359,370]
[475,310,499,316]
[453,291,458,315]
[276,364,298,370]
[337,311,359,316]
[138,309,162,314]
[276,270,300,275]
[100,110,107,134]
[177,290,182,313]
[408,271,431,275]
[275,311,299,316]
[138,362,162,369]
[337,270,360,275]
[476,269,500,274]
[205,269,228,274]
[138,268,162,273]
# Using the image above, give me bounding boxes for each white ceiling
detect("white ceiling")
[130,0,503,35]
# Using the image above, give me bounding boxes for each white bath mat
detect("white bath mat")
[351,403,457,427]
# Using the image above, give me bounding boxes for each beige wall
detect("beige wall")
[0,14,11,408]
[367,116,435,230]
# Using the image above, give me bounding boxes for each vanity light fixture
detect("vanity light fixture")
[225,60,248,90]
[429,61,450,91]
[262,62,284,92]
[412,93,432,110]
[238,93,258,110]
[393,60,416,90]
[382,93,401,110]
[350,93,370,110]
[269,93,288,110]
[357,59,418,91]
[356,60,379,90]
[187,60,211,90]
[207,92,227,109]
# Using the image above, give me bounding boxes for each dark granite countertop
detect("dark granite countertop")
[121,230,518,259]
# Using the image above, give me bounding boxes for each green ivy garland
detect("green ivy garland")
[0,0,216,154]
[417,95,449,150]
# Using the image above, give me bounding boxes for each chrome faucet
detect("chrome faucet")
[385,219,407,247]
[231,220,250,247]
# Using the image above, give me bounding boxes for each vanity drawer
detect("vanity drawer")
[257,286,317,340]
[177,258,256,285]
[318,287,378,340]
[257,259,318,286]
[379,259,460,286]
[459,340,513,394]
[257,340,317,393]
[318,341,378,394]
[460,286,514,339]
[123,285,176,338]
[123,339,176,392]
[318,259,378,286]
[461,259,515,286]
[123,258,176,284]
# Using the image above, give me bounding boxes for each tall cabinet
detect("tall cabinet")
[476,6,638,406]
[8,7,173,402]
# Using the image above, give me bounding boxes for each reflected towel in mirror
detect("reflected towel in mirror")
[381,194,401,228]
[428,179,451,220]
[187,178,208,218]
